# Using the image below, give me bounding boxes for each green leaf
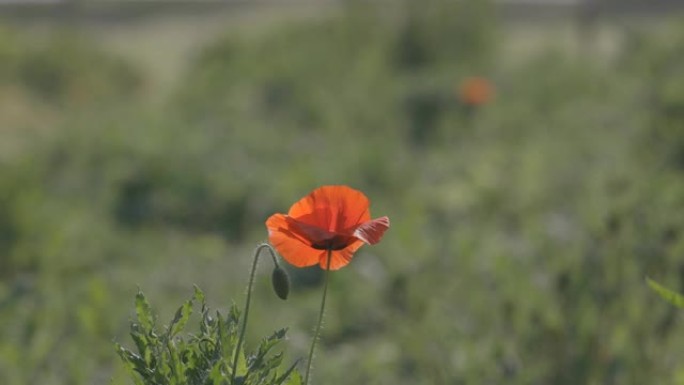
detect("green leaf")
[248,328,287,370]
[646,277,684,308]
[200,307,214,336]
[234,346,248,377]
[129,324,148,356]
[275,359,301,385]
[115,342,145,372]
[208,361,225,384]
[284,370,303,385]
[193,285,206,310]
[168,298,193,338]
[135,290,155,333]
[229,303,240,327]
[119,287,298,385]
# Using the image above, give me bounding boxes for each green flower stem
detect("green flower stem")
[231,243,280,384]
[304,248,332,385]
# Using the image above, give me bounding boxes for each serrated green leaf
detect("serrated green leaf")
[208,361,225,384]
[165,338,185,383]
[284,370,303,385]
[129,325,149,356]
[193,285,206,310]
[235,347,248,377]
[115,343,145,372]
[168,298,193,338]
[116,345,138,365]
[135,291,155,333]
[647,277,684,308]
[245,329,289,383]
[200,308,213,336]
[120,287,297,385]
[256,328,287,358]
[229,303,240,326]
[275,359,301,385]
[271,328,287,340]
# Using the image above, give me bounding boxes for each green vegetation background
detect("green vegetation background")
[1,1,684,384]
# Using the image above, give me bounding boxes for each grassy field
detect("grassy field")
[1,1,684,384]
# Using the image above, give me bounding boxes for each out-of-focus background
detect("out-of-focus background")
[1,0,684,384]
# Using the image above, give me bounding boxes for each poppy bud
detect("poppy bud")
[271,266,290,300]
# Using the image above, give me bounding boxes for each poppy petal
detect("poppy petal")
[266,214,311,246]
[320,239,365,270]
[288,185,371,233]
[266,213,324,267]
[285,217,336,246]
[353,216,390,245]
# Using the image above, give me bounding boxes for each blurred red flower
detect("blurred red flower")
[266,185,390,270]
[458,76,494,106]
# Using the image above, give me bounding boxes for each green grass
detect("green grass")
[1,2,684,384]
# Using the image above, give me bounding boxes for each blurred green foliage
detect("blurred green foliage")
[1,1,684,384]
[0,27,139,105]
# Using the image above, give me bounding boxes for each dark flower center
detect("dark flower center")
[311,235,354,251]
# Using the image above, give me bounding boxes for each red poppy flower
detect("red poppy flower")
[458,76,494,106]
[266,185,390,270]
